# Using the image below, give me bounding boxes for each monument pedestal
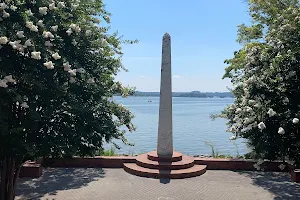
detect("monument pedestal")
[124,151,206,179]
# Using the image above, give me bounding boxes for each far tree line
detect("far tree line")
[128,91,234,98]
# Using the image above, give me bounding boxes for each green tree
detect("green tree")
[0,0,136,199]
[218,0,300,170]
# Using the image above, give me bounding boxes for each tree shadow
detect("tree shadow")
[238,171,300,200]
[16,168,105,199]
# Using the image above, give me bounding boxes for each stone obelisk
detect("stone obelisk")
[157,33,173,157]
[123,33,207,179]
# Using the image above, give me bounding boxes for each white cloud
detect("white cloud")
[173,75,180,78]
[139,75,145,78]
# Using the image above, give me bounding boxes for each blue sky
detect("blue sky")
[105,0,251,92]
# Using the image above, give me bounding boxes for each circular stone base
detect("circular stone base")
[136,154,194,170]
[123,151,207,179]
[147,151,182,162]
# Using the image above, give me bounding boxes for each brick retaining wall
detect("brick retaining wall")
[19,156,299,182]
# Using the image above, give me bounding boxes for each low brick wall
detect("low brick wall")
[20,156,299,182]
[19,162,42,178]
[291,169,300,182]
[42,156,290,172]
[42,156,136,168]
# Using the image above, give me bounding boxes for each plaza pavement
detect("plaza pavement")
[16,168,300,200]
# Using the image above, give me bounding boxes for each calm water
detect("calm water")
[109,96,248,156]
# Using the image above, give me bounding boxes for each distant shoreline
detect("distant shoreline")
[124,96,234,98]
[128,91,234,98]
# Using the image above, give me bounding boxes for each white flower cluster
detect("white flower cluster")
[267,108,276,117]
[0,5,65,72]
[0,0,100,86]
[31,51,41,60]
[228,95,259,137]
[26,21,38,32]
[278,127,285,135]
[40,52,62,69]
[71,4,79,10]
[51,25,58,32]
[228,87,300,137]
[0,36,8,44]
[0,2,10,20]
[43,61,54,69]
[42,31,55,39]
[39,7,48,15]
[85,30,92,36]
[20,102,29,108]
[258,122,266,130]
[57,2,66,9]
[25,9,33,16]
[101,38,108,46]
[9,40,24,51]
[62,62,86,83]
[52,52,61,60]
[229,135,237,140]
[87,77,95,84]
[0,75,16,88]
[66,24,81,36]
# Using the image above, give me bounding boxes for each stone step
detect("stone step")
[123,163,207,179]
[147,151,182,162]
[136,153,194,170]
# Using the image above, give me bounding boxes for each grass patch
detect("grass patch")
[204,141,244,159]
[213,154,234,159]
[96,146,118,156]
[204,141,219,157]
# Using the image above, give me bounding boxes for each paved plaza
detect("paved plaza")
[16,168,300,200]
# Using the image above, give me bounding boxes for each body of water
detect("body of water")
[109,96,248,156]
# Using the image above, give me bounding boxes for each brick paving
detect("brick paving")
[16,168,300,200]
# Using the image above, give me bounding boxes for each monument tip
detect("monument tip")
[163,32,170,38]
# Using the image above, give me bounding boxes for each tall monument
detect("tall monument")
[123,33,207,179]
[157,33,173,157]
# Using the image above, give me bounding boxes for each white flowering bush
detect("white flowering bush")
[0,0,136,199]
[217,0,300,169]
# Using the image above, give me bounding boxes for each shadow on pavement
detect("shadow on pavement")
[238,171,300,200]
[16,168,105,199]
[159,178,171,184]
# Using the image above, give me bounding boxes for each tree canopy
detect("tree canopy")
[219,0,300,169]
[0,0,136,199]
